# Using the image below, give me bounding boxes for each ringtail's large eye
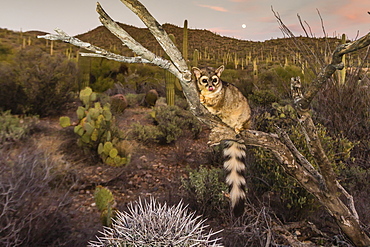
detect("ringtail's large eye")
[212,76,219,84]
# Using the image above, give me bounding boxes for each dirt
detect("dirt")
[3,105,350,246]
[28,106,214,246]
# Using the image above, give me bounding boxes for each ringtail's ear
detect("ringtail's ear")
[192,67,202,80]
[215,65,225,78]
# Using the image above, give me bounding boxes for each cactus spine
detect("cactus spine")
[88,198,222,247]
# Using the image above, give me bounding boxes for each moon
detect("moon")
[242,24,247,29]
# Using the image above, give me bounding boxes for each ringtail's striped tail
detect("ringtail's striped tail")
[222,140,247,217]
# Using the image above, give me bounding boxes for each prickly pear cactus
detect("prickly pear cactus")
[94,185,117,227]
[59,87,130,167]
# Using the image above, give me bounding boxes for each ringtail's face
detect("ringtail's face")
[192,65,225,92]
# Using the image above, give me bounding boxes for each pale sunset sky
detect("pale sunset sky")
[0,0,368,41]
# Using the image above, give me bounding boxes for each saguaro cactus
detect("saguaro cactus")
[182,19,188,62]
[165,34,177,106]
[253,58,258,82]
[338,33,346,85]
[193,49,199,67]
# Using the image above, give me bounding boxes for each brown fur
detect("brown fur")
[192,65,251,133]
[192,65,251,217]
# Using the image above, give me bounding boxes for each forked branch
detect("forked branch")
[38,1,370,245]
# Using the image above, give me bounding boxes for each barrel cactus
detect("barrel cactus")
[88,198,223,247]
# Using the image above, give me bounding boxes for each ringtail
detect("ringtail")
[192,65,251,217]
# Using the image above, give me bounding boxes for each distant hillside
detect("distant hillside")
[76,23,341,67]
[0,23,352,69]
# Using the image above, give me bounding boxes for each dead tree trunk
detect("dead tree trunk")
[38,0,370,245]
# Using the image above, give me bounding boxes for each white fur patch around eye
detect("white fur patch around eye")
[199,76,209,84]
[211,76,219,84]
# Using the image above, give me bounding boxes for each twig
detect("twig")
[297,14,309,37]
[336,181,360,222]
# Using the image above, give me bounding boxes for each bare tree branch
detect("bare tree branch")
[297,14,309,37]
[38,1,370,245]
[118,0,190,80]
[38,28,152,64]
[95,3,176,72]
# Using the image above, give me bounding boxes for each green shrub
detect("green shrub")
[251,102,354,219]
[131,123,164,144]
[131,105,202,144]
[125,93,145,107]
[154,105,202,142]
[182,166,228,216]
[249,89,280,106]
[0,110,39,145]
[0,47,78,116]
[86,58,123,93]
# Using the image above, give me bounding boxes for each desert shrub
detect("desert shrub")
[125,93,145,107]
[131,105,202,144]
[0,47,78,116]
[154,105,202,141]
[314,72,370,164]
[0,148,71,246]
[88,198,222,247]
[250,102,354,220]
[0,111,39,146]
[0,43,13,61]
[85,58,124,93]
[174,95,190,110]
[131,123,164,144]
[181,166,228,216]
[314,70,370,224]
[249,89,280,106]
[253,65,311,102]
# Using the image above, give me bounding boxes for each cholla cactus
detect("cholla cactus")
[88,198,223,247]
